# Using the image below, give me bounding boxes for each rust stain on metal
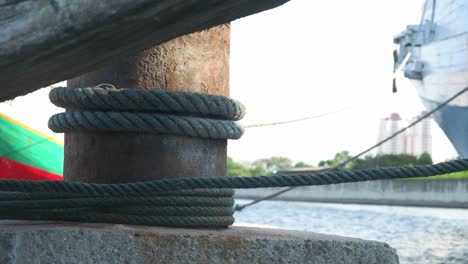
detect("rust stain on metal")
[65,24,230,183]
[134,24,230,96]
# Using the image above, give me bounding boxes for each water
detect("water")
[234,200,468,264]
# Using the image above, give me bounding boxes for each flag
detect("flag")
[0,113,63,181]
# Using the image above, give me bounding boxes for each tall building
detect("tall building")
[406,111,432,156]
[377,113,407,155]
[377,112,432,156]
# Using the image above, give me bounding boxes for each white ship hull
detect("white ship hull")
[396,0,468,158]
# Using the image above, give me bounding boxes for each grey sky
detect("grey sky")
[228,0,458,164]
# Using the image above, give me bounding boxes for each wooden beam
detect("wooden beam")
[0,0,289,101]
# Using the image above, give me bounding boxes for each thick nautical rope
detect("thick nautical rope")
[47,86,244,226]
[0,159,467,226]
[48,87,245,139]
[1,86,467,227]
[49,87,245,120]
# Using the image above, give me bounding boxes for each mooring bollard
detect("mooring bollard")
[64,25,231,183]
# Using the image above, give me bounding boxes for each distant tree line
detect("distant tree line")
[318,151,433,170]
[351,152,433,169]
[227,156,312,176]
[228,151,433,176]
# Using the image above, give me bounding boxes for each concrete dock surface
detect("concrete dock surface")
[0,221,399,264]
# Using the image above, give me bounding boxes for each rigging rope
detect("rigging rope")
[235,86,468,211]
[243,107,349,128]
[0,86,466,227]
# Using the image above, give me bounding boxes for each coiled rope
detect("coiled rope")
[49,86,245,120]
[49,87,244,139]
[1,86,466,227]
[1,159,467,226]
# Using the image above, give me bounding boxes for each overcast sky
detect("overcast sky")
[228,0,458,164]
[0,0,458,165]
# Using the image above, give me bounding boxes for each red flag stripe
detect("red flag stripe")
[0,157,62,181]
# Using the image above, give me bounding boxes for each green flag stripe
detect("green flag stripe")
[0,114,63,175]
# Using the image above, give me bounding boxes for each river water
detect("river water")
[234,200,468,264]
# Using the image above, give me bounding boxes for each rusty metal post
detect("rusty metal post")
[65,24,230,183]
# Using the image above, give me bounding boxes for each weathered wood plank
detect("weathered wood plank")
[0,0,289,101]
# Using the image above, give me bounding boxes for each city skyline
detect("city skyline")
[377,112,432,156]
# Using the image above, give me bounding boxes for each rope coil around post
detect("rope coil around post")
[48,87,245,139]
[48,86,247,227]
[49,87,246,120]
[0,86,466,227]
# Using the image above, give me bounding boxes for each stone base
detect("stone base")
[0,221,399,264]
